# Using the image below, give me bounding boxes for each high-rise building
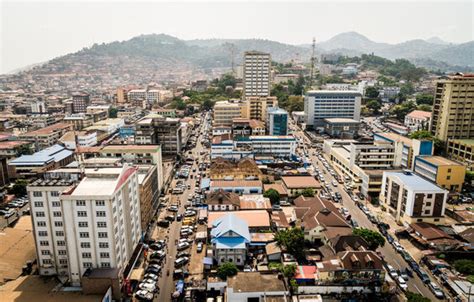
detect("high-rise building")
[134,115,183,155]
[304,90,362,128]
[266,107,288,135]
[243,51,271,98]
[28,166,142,286]
[430,74,474,142]
[72,93,90,114]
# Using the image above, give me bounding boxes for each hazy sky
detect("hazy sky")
[1,0,473,74]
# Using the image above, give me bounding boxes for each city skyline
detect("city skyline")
[1,0,473,74]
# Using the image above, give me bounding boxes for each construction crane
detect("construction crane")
[310,37,316,88]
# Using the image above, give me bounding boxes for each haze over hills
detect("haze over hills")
[5,31,474,77]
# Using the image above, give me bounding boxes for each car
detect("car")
[429,282,445,299]
[157,220,170,227]
[397,276,408,291]
[272,204,282,211]
[173,269,189,279]
[148,264,161,271]
[141,278,157,285]
[165,215,175,222]
[361,206,370,215]
[138,282,158,293]
[352,195,359,202]
[386,265,398,279]
[243,265,252,272]
[150,250,166,260]
[416,268,431,284]
[167,205,179,212]
[400,270,409,281]
[174,257,190,267]
[392,241,404,253]
[135,289,154,301]
[404,267,413,278]
[386,234,394,244]
[176,214,183,221]
[146,267,161,275]
[197,242,203,253]
[177,242,190,250]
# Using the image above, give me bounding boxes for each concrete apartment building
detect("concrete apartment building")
[243,51,271,98]
[380,171,448,225]
[430,74,474,142]
[447,139,474,170]
[59,131,98,149]
[20,122,73,151]
[241,96,278,122]
[213,101,243,126]
[28,166,142,286]
[135,116,183,156]
[304,90,362,129]
[63,114,95,130]
[266,107,288,135]
[414,156,466,193]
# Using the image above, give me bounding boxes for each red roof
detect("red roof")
[294,265,317,280]
[115,166,138,191]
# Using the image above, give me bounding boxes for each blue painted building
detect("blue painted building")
[266,107,288,136]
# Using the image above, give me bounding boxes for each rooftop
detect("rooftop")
[306,90,362,96]
[227,272,286,293]
[21,122,72,136]
[384,171,446,192]
[9,144,73,166]
[417,156,465,167]
[282,176,320,189]
[208,210,270,228]
[211,179,262,188]
[374,132,413,147]
[324,118,360,124]
[239,194,272,210]
[0,140,31,150]
[70,166,137,196]
[407,110,432,119]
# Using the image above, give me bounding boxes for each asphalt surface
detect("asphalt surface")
[154,119,208,302]
[290,122,440,301]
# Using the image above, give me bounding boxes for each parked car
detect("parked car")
[174,257,190,267]
[429,282,445,299]
[392,241,404,253]
[177,242,190,250]
[386,264,398,279]
[196,242,203,253]
[404,267,413,278]
[397,276,408,291]
[138,283,158,293]
[135,289,154,301]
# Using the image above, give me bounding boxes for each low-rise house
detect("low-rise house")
[226,272,289,302]
[334,250,385,285]
[208,210,270,232]
[19,122,73,151]
[239,194,272,210]
[209,180,262,194]
[328,235,370,254]
[263,183,289,201]
[206,190,241,211]
[210,213,250,266]
[210,157,263,180]
[404,110,431,132]
[281,176,320,197]
[265,241,282,262]
[409,222,461,251]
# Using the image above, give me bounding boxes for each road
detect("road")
[155,116,208,301]
[290,121,440,301]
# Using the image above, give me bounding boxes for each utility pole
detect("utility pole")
[310,37,316,88]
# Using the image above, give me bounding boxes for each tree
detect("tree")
[301,188,315,197]
[465,170,474,184]
[202,99,214,110]
[365,87,380,99]
[400,82,415,96]
[281,264,297,278]
[263,189,280,205]
[108,107,118,118]
[366,99,382,114]
[353,228,385,250]
[417,104,432,112]
[16,144,33,157]
[9,179,28,197]
[217,262,238,280]
[271,84,289,108]
[416,93,434,106]
[406,291,431,302]
[409,130,433,140]
[274,228,305,259]
[453,259,474,275]
[390,100,416,121]
[287,96,304,112]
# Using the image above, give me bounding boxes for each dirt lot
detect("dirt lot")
[0,216,36,284]
[0,275,102,302]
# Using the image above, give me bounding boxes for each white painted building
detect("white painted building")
[28,166,142,286]
[243,51,271,98]
[211,136,297,159]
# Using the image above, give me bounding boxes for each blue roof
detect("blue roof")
[10,144,73,166]
[214,237,247,249]
[385,172,445,191]
[210,213,250,243]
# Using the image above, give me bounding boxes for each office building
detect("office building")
[243,51,271,98]
[266,107,288,136]
[31,100,46,114]
[63,114,94,130]
[380,171,448,225]
[134,115,183,155]
[213,101,243,126]
[430,74,474,142]
[232,119,265,138]
[72,93,90,113]
[241,96,278,122]
[414,156,466,192]
[59,131,97,149]
[323,118,360,138]
[304,90,362,128]
[56,166,140,286]
[447,139,474,170]
[20,122,74,151]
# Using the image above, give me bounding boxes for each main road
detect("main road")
[290,121,440,301]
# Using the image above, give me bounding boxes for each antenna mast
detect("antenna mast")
[310,37,316,88]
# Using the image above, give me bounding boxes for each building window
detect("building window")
[98,232,108,238]
[57,240,66,246]
[96,200,105,206]
[38,231,48,237]
[97,222,107,228]
[37,221,46,227]
[41,250,50,255]
[55,231,64,237]
[447,175,451,180]
[51,191,60,197]
[81,242,91,248]
[59,259,68,265]
[33,191,43,197]
[99,242,109,248]
[40,241,49,246]
[76,200,86,206]
[447,168,452,173]
[78,222,88,227]
[424,210,431,214]
[100,252,110,258]
[36,211,45,217]
[54,221,63,227]
[79,232,89,238]
[82,252,92,258]
[96,211,106,217]
[83,262,92,268]
[425,202,432,207]
[53,211,62,217]
[427,194,433,198]
[101,262,111,268]
[34,201,44,207]
[52,201,60,207]
[77,211,87,217]
[58,250,67,255]
[42,259,52,265]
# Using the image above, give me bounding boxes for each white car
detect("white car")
[392,241,404,253]
[177,242,190,250]
[135,289,153,301]
[397,276,408,291]
[386,265,398,279]
[138,282,157,293]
